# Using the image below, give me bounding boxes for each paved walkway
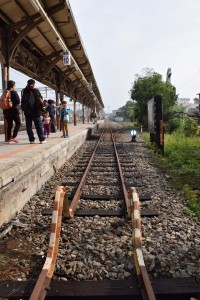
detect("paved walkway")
[0,122,97,169]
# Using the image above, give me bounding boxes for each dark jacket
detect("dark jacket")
[46,104,55,118]
[21,86,43,116]
[3,90,20,117]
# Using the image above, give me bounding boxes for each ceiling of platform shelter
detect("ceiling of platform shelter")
[0,0,104,109]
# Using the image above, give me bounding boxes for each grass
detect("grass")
[121,121,139,127]
[142,132,200,221]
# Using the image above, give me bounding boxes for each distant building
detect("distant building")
[112,110,118,117]
[187,98,200,115]
[111,108,131,122]
[178,98,190,107]
[178,97,199,115]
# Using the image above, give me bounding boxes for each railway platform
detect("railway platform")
[0,121,101,227]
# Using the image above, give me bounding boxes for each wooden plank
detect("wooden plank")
[0,278,199,299]
[89,169,118,172]
[126,184,143,188]
[43,207,157,217]
[42,208,53,215]
[152,277,200,298]
[84,182,120,186]
[75,209,158,217]
[124,174,141,178]
[139,195,151,201]
[73,194,151,201]
[0,279,140,298]
[141,209,159,217]
[75,209,125,216]
[92,162,117,165]
[61,182,79,186]
[69,194,124,200]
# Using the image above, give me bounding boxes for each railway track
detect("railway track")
[30,129,156,299]
[0,124,199,299]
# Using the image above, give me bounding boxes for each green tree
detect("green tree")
[130,68,177,126]
[119,100,136,121]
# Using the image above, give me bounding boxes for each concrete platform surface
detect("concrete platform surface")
[0,122,94,165]
[0,121,99,226]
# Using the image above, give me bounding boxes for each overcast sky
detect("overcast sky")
[2,0,200,112]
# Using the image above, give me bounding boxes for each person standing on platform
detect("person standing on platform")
[3,80,21,143]
[57,100,70,138]
[42,111,51,138]
[21,79,46,144]
[46,99,56,133]
[90,110,97,124]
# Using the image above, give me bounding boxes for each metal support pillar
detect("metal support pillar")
[1,64,10,89]
[82,105,85,124]
[73,100,77,126]
[87,107,90,123]
[55,90,60,131]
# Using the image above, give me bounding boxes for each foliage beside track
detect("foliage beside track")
[142,132,200,221]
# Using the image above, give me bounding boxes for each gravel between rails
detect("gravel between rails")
[0,125,199,285]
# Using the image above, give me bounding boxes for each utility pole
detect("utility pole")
[197,93,200,114]
[166,68,172,84]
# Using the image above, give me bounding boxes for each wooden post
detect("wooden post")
[160,120,164,156]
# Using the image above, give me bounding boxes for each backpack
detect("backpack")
[0,90,12,110]
[21,89,37,113]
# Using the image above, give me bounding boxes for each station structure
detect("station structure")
[0,1,105,226]
[0,0,104,126]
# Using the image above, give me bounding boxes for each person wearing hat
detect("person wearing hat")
[21,79,46,144]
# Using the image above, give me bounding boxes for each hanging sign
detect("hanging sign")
[88,82,93,92]
[63,50,71,65]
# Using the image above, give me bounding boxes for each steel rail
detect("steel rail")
[111,131,129,212]
[30,186,66,300]
[69,132,104,217]
[128,187,156,300]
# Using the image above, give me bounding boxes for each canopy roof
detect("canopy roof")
[0,0,104,109]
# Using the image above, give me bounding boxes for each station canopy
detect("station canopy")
[0,0,104,109]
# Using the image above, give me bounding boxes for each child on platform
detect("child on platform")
[57,101,70,138]
[43,111,51,138]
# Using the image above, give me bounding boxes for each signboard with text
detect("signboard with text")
[63,50,71,65]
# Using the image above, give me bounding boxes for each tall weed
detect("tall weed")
[142,131,200,220]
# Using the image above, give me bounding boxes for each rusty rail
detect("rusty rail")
[111,131,129,212]
[29,186,66,300]
[128,187,156,300]
[69,132,104,217]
